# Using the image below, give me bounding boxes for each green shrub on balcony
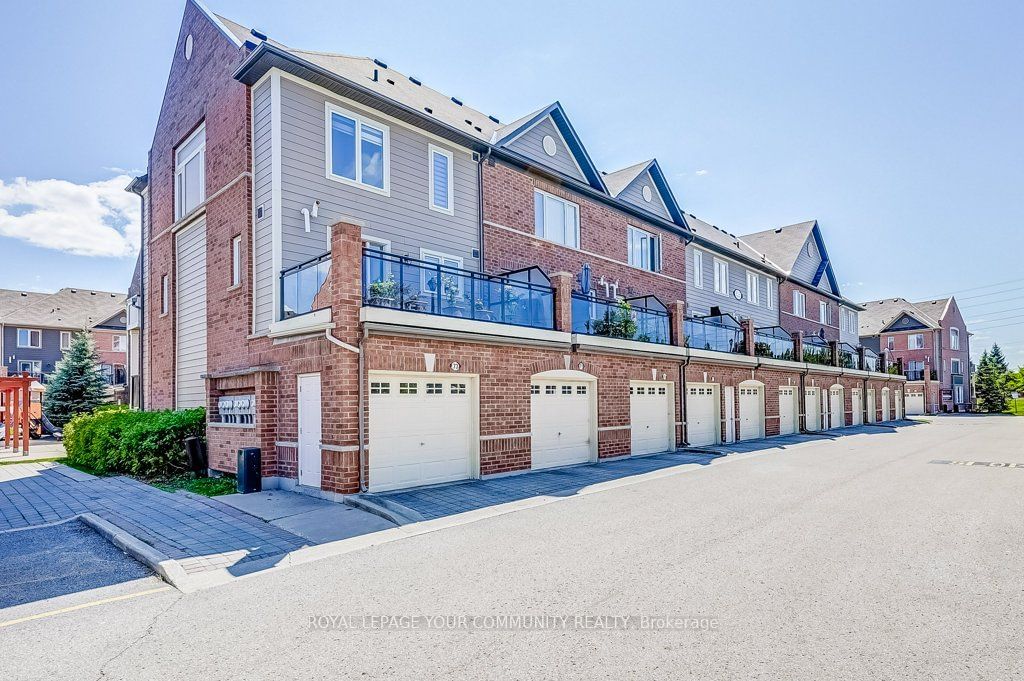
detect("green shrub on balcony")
[590,300,638,339]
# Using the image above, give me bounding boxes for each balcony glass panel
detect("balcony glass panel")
[753,326,796,361]
[571,294,670,344]
[862,348,880,373]
[802,336,833,365]
[837,342,859,369]
[280,254,332,320]
[685,314,744,354]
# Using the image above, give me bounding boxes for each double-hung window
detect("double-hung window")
[428,145,454,214]
[951,358,962,374]
[534,190,579,249]
[950,327,960,350]
[326,104,389,193]
[627,226,660,272]
[60,331,72,351]
[746,271,759,305]
[113,335,127,352]
[909,333,925,349]
[819,301,829,324]
[886,336,894,351]
[840,308,856,333]
[692,250,704,289]
[713,258,729,295]
[420,249,464,299]
[793,290,806,318]
[17,328,41,348]
[18,360,41,376]
[174,124,205,220]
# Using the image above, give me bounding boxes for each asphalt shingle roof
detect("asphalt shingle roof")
[602,160,652,198]
[0,290,48,318]
[858,297,947,335]
[0,288,126,330]
[739,221,817,275]
[685,214,781,270]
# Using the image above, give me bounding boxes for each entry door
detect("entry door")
[829,388,844,429]
[630,382,673,456]
[805,388,820,431]
[867,389,876,422]
[298,373,323,488]
[724,386,736,443]
[686,384,719,446]
[738,386,764,441]
[531,381,593,469]
[778,387,797,435]
[851,389,863,426]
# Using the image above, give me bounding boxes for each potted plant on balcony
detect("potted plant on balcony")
[441,274,465,316]
[592,300,637,339]
[367,274,401,307]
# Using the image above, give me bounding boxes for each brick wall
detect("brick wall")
[778,280,844,341]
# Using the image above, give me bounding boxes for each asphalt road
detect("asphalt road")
[2,415,1022,680]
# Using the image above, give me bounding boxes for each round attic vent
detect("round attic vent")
[541,135,557,156]
[184,34,194,60]
[642,185,653,202]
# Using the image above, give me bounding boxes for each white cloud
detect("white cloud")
[695,169,709,176]
[0,175,139,257]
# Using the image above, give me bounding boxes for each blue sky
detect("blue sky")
[1,0,1021,362]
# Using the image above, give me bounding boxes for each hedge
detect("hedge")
[63,407,206,479]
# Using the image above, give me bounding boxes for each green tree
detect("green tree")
[989,344,1009,373]
[43,332,109,427]
[974,346,1009,413]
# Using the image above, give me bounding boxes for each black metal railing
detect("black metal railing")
[362,250,554,329]
[905,369,924,381]
[837,342,858,369]
[753,326,796,360]
[280,253,331,320]
[802,336,833,365]
[862,348,880,373]
[684,314,744,354]
[572,294,670,344]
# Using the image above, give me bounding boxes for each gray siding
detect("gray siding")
[791,236,821,285]
[2,327,64,377]
[618,169,671,221]
[839,307,860,346]
[685,245,779,327]
[252,79,275,332]
[175,219,207,409]
[252,76,481,334]
[505,116,586,183]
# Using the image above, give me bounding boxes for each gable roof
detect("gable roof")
[858,297,941,336]
[912,297,954,323]
[740,220,842,297]
[493,102,607,192]
[0,290,49,319]
[0,289,126,330]
[603,159,686,225]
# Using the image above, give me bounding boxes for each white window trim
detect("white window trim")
[60,331,72,351]
[324,102,391,196]
[951,358,962,374]
[909,333,925,349]
[793,290,806,318]
[692,249,704,289]
[713,258,729,295]
[16,328,41,349]
[174,123,206,220]
[533,188,580,250]
[886,336,894,351]
[18,360,41,375]
[950,327,960,350]
[819,301,829,324]
[161,275,169,316]
[746,271,759,306]
[231,235,242,288]
[113,334,127,353]
[427,144,454,215]
[362,235,392,251]
[765,278,773,310]
[627,225,661,272]
[419,248,465,297]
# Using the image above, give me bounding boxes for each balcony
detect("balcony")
[684,314,744,354]
[802,336,833,366]
[836,342,859,369]
[362,250,554,330]
[572,294,670,344]
[281,253,331,320]
[753,326,796,361]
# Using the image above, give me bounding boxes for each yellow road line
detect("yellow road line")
[0,585,173,628]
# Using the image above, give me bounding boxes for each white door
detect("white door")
[738,385,764,441]
[895,391,904,419]
[531,380,593,469]
[778,387,797,435]
[368,374,475,492]
[297,373,322,488]
[881,389,891,421]
[851,389,863,426]
[724,386,736,443]
[867,389,877,422]
[175,218,207,408]
[829,387,844,429]
[804,387,820,431]
[630,382,673,456]
[686,384,719,446]
[906,391,924,415]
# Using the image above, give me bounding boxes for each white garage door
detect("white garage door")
[851,389,863,426]
[778,387,797,435]
[686,384,719,446]
[906,391,924,415]
[175,218,207,408]
[738,385,764,441]
[805,388,820,431]
[829,387,844,429]
[531,381,593,469]
[866,389,877,422]
[881,389,891,421]
[630,382,673,456]
[368,375,475,492]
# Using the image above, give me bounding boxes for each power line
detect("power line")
[969,320,1024,332]
[967,305,1024,319]
[945,277,1024,295]
[971,313,1024,327]
[958,286,1024,302]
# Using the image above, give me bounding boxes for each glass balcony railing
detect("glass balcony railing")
[837,342,859,369]
[572,294,670,344]
[802,336,833,365]
[684,314,744,354]
[753,326,796,361]
[280,253,331,320]
[362,250,554,329]
[862,348,880,373]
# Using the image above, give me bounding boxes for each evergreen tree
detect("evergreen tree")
[989,344,1008,373]
[43,332,108,427]
[974,346,1009,413]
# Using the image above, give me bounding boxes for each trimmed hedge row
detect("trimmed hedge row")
[63,407,206,478]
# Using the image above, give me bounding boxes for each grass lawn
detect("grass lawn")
[152,474,237,497]
[0,456,67,466]
[1006,397,1024,416]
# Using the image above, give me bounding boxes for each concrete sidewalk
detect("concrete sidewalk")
[218,489,395,543]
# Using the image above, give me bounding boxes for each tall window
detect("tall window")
[16,328,41,348]
[113,334,127,352]
[231,235,242,287]
[713,258,729,295]
[765,280,773,310]
[692,250,704,289]
[60,331,72,351]
[534,190,579,248]
[793,290,806,318]
[951,358,962,374]
[886,336,894,351]
[819,301,829,324]
[950,327,960,350]
[161,275,169,315]
[909,333,925,349]
[627,226,660,272]
[327,105,389,192]
[746,271,759,305]
[174,124,205,219]
[840,308,857,333]
[428,145,454,214]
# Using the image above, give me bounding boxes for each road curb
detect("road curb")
[79,513,190,591]
[345,494,423,526]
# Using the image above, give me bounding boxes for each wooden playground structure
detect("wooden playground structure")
[0,372,34,455]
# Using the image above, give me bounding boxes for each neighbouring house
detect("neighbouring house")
[859,296,971,414]
[125,174,148,410]
[0,288,128,400]
[133,1,904,496]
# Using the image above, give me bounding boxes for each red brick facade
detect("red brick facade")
[779,280,843,341]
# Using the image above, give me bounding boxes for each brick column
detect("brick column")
[329,221,366,345]
[792,330,804,362]
[670,301,687,347]
[550,272,574,333]
[829,340,840,367]
[741,318,756,356]
[857,346,866,372]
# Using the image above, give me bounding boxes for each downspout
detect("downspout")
[324,327,366,492]
[477,148,491,271]
[678,356,690,446]
[798,365,810,433]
